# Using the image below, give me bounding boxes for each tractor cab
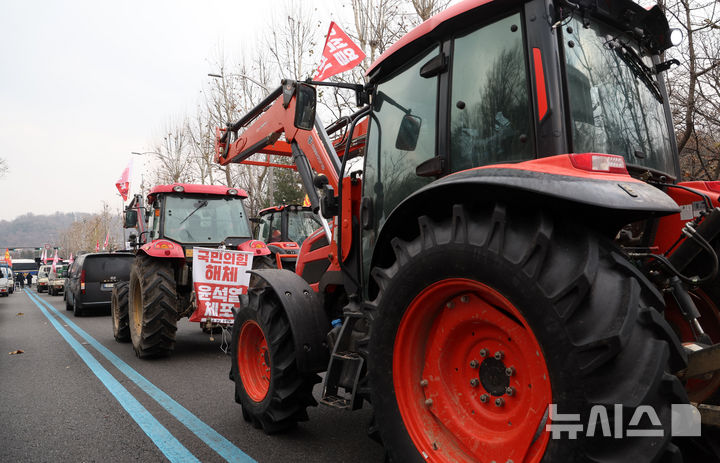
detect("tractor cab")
[254,204,321,270]
[361,0,682,283]
[256,205,320,246]
[125,183,263,260]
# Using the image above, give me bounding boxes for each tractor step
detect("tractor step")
[678,342,720,379]
[320,351,364,410]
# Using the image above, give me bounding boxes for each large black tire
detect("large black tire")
[73,295,83,317]
[368,203,688,463]
[230,287,320,434]
[111,281,130,343]
[65,291,72,311]
[128,256,178,358]
[249,255,276,288]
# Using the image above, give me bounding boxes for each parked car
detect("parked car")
[48,264,68,295]
[36,265,52,293]
[3,266,14,294]
[65,253,134,316]
[0,267,11,296]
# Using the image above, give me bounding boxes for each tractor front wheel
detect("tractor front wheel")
[368,204,687,463]
[111,281,130,342]
[128,255,178,358]
[230,287,319,434]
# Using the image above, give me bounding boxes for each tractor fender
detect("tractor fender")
[248,269,330,373]
[139,239,185,259]
[237,239,271,256]
[371,165,680,272]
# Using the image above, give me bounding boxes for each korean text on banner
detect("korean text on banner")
[313,21,366,82]
[189,247,254,324]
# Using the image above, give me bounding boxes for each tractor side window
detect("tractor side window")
[149,207,160,239]
[257,215,273,243]
[449,13,534,171]
[364,45,439,230]
[362,45,439,285]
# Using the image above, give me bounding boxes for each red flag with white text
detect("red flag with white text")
[313,21,366,82]
[95,240,100,252]
[116,159,133,202]
[103,232,109,250]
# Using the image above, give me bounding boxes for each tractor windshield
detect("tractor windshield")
[163,195,251,244]
[563,16,675,176]
[287,210,321,245]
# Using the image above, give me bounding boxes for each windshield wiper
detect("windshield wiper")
[179,200,208,225]
[606,38,663,102]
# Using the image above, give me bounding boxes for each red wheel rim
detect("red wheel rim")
[394,279,552,462]
[238,320,271,402]
[666,288,720,402]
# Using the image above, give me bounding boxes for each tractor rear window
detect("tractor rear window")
[83,256,134,282]
[449,13,534,171]
[563,16,675,176]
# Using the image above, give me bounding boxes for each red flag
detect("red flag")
[4,248,11,266]
[313,22,366,82]
[95,240,100,252]
[69,253,74,265]
[51,249,59,273]
[116,159,133,201]
[41,248,47,264]
[103,232,109,250]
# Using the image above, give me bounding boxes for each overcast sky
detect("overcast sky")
[0,0,345,221]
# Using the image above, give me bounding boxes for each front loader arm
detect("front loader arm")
[214,80,340,190]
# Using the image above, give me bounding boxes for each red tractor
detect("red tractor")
[214,0,720,460]
[113,183,271,357]
[252,204,322,270]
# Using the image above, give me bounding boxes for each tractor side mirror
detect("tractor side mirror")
[395,114,421,151]
[294,83,317,131]
[124,209,138,228]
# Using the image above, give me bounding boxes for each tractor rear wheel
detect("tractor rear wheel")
[230,287,319,434]
[128,255,178,358]
[111,281,130,342]
[368,203,687,463]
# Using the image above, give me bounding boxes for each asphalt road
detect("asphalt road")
[0,288,384,463]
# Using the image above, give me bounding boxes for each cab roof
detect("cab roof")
[258,204,312,215]
[147,183,248,203]
[366,0,495,81]
[366,0,670,82]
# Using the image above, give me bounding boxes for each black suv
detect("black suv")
[65,253,134,316]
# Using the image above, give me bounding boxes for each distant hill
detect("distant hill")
[0,212,92,249]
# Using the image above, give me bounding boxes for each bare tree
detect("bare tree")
[658,0,720,179]
[147,119,196,185]
[411,0,451,22]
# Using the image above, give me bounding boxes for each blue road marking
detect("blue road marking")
[25,290,200,463]
[27,290,256,463]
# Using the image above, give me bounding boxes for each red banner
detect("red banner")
[3,248,11,266]
[189,247,253,324]
[313,21,366,82]
[116,159,132,201]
